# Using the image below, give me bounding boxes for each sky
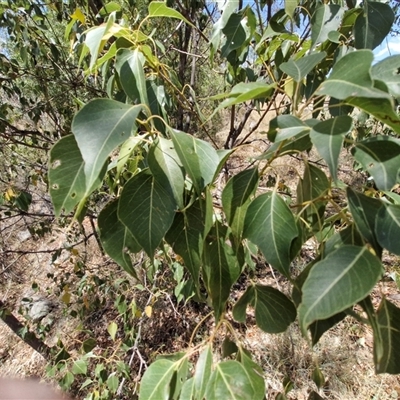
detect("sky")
[374,35,400,62]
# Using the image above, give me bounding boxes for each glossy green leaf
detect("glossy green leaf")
[280,52,326,82]
[316,50,392,100]
[221,13,247,57]
[347,187,383,256]
[115,48,148,104]
[371,55,400,97]
[253,285,296,333]
[72,99,142,192]
[139,358,180,400]
[148,137,185,210]
[98,2,121,17]
[205,360,265,400]
[376,203,400,256]
[118,169,176,257]
[267,115,310,143]
[165,199,209,295]
[194,345,212,399]
[299,245,383,332]
[72,359,88,375]
[244,191,299,277]
[148,1,193,26]
[49,135,86,216]
[375,298,400,374]
[98,199,140,278]
[203,222,241,321]
[354,1,394,50]
[222,168,259,240]
[237,351,265,398]
[171,130,220,194]
[311,5,344,48]
[310,116,352,181]
[351,136,400,191]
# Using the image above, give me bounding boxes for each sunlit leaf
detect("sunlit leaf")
[311,5,344,48]
[148,1,193,26]
[267,115,310,143]
[72,99,142,192]
[148,137,185,210]
[49,135,86,216]
[310,116,352,181]
[115,48,148,104]
[351,136,400,191]
[371,55,400,97]
[280,52,326,82]
[107,321,118,341]
[171,130,220,195]
[194,345,212,399]
[244,191,299,277]
[221,13,247,57]
[299,245,383,332]
[118,169,176,257]
[205,360,265,400]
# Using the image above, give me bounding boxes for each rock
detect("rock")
[17,230,31,242]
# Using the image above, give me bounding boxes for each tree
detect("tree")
[2,0,400,398]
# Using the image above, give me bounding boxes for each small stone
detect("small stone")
[17,230,31,242]
[28,299,54,321]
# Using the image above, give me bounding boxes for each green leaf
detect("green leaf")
[376,203,400,256]
[310,116,352,181]
[72,359,88,375]
[166,199,209,296]
[244,191,299,277]
[233,286,255,323]
[98,199,140,278]
[107,321,118,341]
[316,50,392,100]
[311,5,344,48]
[346,96,400,134]
[351,136,400,191]
[203,222,241,321]
[221,13,247,57]
[82,338,96,354]
[115,48,148,104]
[371,55,400,97]
[285,0,298,18]
[180,378,195,400]
[72,99,142,192]
[148,1,193,26]
[309,312,347,345]
[118,169,176,257]
[98,2,121,17]
[253,285,296,334]
[299,245,383,332]
[194,345,212,399]
[280,52,326,83]
[14,191,32,212]
[267,115,310,143]
[222,168,259,240]
[347,187,383,256]
[212,82,275,115]
[48,135,86,216]
[138,359,176,400]
[354,1,394,50]
[171,130,220,194]
[107,374,119,394]
[375,298,400,374]
[205,360,265,400]
[297,163,329,233]
[324,224,364,256]
[148,137,185,210]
